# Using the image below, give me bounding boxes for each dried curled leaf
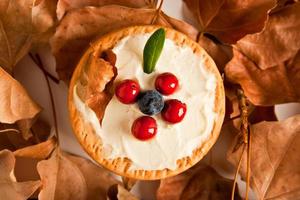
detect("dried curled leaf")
[236,2,300,70]
[0,119,51,152]
[227,115,300,199]
[13,137,56,159]
[157,164,242,200]
[225,3,300,105]
[77,55,115,122]
[198,34,232,71]
[107,184,139,200]
[225,49,300,105]
[50,5,198,82]
[56,0,157,19]
[225,86,277,125]
[0,67,41,125]
[37,148,119,200]
[0,0,57,71]
[0,150,41,200]
[183,0,276,43]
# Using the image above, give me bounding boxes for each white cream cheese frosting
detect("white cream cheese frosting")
[73,33,217,170]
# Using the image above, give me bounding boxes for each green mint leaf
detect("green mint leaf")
[143,28,165,74]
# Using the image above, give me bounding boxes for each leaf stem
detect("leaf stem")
[151,0,164,24]
[231,87,251,200]
[245,127,252,200]
[29,53,60,145]
[28,53,59,84]
[231,144,245,200]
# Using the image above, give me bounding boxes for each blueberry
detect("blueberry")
[138,90,164,115]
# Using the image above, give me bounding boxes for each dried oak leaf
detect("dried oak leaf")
[50,5,198,82]
[0,67,41,139]
[156,164,242,200]
[37,148,120,200]
[183,0,276,43]
[57,0,157,19]
[0,149,41,200]
[227,114,300,199]
[107,184,139,200]
[0,0,57,71]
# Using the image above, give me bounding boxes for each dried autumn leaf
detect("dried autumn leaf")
[236,2,300,70]
[224,3,300,105]
[50,5,198,82]
[0,67,41,139]
[0,149,41,200]
[225,86,277,124]
[78,55,115,122]
[0,126,33,151]
[0,119,51,151]
[198,34,232,71]
[107,184,139,200]
[37,148,119,200]
[157,164,242,200]
[183,0,276,43]
[227,114,300,199]
[13,137,56,159]
[225,48,300,105]
[0,0,57,71]
[56,0,157,19]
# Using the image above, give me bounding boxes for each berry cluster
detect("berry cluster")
[115,73,187,141]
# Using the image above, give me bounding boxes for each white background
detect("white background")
[14,1,300,199]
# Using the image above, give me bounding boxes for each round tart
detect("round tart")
[68,25,225,180]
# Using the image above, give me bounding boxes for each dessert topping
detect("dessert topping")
[155,72,179,95]
[115,79,140,104]
[131,116,157,141]
[137,90,164,115]
[143,28,165,74]
[162,99,187,123]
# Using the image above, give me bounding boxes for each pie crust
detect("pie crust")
[68,25,225,180]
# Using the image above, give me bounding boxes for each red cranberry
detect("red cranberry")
[161,99,187,123]
[155,72,179,95]
[115,79,140,104]
[131,116,157,141]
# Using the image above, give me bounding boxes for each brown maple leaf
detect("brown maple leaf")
[183,0,276,43]
[227,114,300,199]
[0,0,57,72]
[56,0,157,19]
[157,164,242,200]
[0,149,41,200]
[50,5,198,82]
[37,148,120,200]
